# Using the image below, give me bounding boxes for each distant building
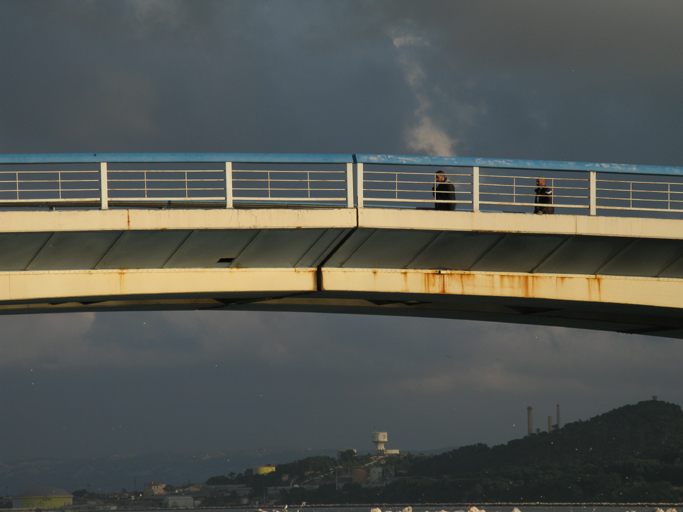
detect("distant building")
[371,430,388,455]
[144,482,166,498]
[204,484,250,497]
[11,486,73,509]
[252,465,276,475]
[351,468,368,483]
[162,495,194,508]
[371,429,399,456]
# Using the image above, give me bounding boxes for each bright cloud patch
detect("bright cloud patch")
[391,29,457,156]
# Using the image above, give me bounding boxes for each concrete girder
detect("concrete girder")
[320,268,683,311]
[0,207,682,338]
[0,267,681,339]
[0,268,318,303]
[357,208,683,240]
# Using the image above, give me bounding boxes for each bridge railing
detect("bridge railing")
[107,165,227,203]
[0,154,355,209]
[479,172,588,213]
[0,166,102,205]
[356,155,683,217]
[597,174,683,213]
[2,153,683,218]
[358,166,592,213]
[232,165,350,205]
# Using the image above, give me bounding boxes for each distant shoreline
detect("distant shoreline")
[189,504,683,509]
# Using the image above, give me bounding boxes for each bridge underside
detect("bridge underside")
[1,208,683,338]
[2,268,682,339]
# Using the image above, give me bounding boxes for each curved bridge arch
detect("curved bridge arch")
[1,206,682,339]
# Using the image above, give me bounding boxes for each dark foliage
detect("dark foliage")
[207,400,683,504]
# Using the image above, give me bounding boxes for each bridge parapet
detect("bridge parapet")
[1,153,683,218]
[356,154,683,216]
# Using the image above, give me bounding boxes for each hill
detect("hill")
[222,399,683,505]
[393,399,683,503]
[410,399,683,474]
[5,399,683,503]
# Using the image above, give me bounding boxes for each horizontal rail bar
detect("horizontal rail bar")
[599,205,683,213]
[103,197,228,202]
[482,201,589,208]
[231,196,348,202]
[0,153,354,164]
[363,197,466,204]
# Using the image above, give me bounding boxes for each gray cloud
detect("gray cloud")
[1,310,680,460]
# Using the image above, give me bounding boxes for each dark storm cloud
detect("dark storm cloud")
[4,1,682,161]
[375,0,683,163]
[2,309,681,460]
[1,0,683,464]
[0,0,414,154]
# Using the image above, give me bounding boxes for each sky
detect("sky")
[1,0,683,464]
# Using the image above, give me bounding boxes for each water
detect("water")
[134,507,676,512]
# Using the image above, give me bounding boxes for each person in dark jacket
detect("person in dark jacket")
[433,170,456,211]
[534,177,554,214]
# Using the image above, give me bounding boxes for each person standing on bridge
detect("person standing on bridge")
[534,177,554,214]
[433,170,456,211]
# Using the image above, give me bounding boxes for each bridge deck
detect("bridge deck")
[0,207,682,339]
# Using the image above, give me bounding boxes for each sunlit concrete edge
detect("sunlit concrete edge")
[0,267,681,339]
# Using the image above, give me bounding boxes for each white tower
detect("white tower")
[371,429,388,455]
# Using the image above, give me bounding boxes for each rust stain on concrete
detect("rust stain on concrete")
[586,275,603,302]
[118,270,126,292]
[458,272,478,295]
[422,271,447,294]
[499,273,532,297]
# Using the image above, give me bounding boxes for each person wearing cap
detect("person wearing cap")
[534,177,554,214]
[433,170,456,211]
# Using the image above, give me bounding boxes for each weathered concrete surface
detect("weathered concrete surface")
[0,208,357,232]
[321,268,682,310]
[0,207,682,339]
[358,208,683,239]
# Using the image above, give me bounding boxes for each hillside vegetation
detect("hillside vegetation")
[206,400,683,504]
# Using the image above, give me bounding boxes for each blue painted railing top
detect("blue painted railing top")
[355,154,683,177]
[0,153,354,164]
[2,153,683,176]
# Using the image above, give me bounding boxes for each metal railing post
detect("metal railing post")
[589,171,596,215]
[346,163,354,208]
[100,162,109,210]
[513,176,517,204]
[225,162,233,208]
[472,166,480,212]
[357,162,364,207]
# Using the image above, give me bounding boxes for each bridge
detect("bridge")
[1,153,683,339]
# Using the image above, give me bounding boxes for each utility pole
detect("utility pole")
[527,406,533,434]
